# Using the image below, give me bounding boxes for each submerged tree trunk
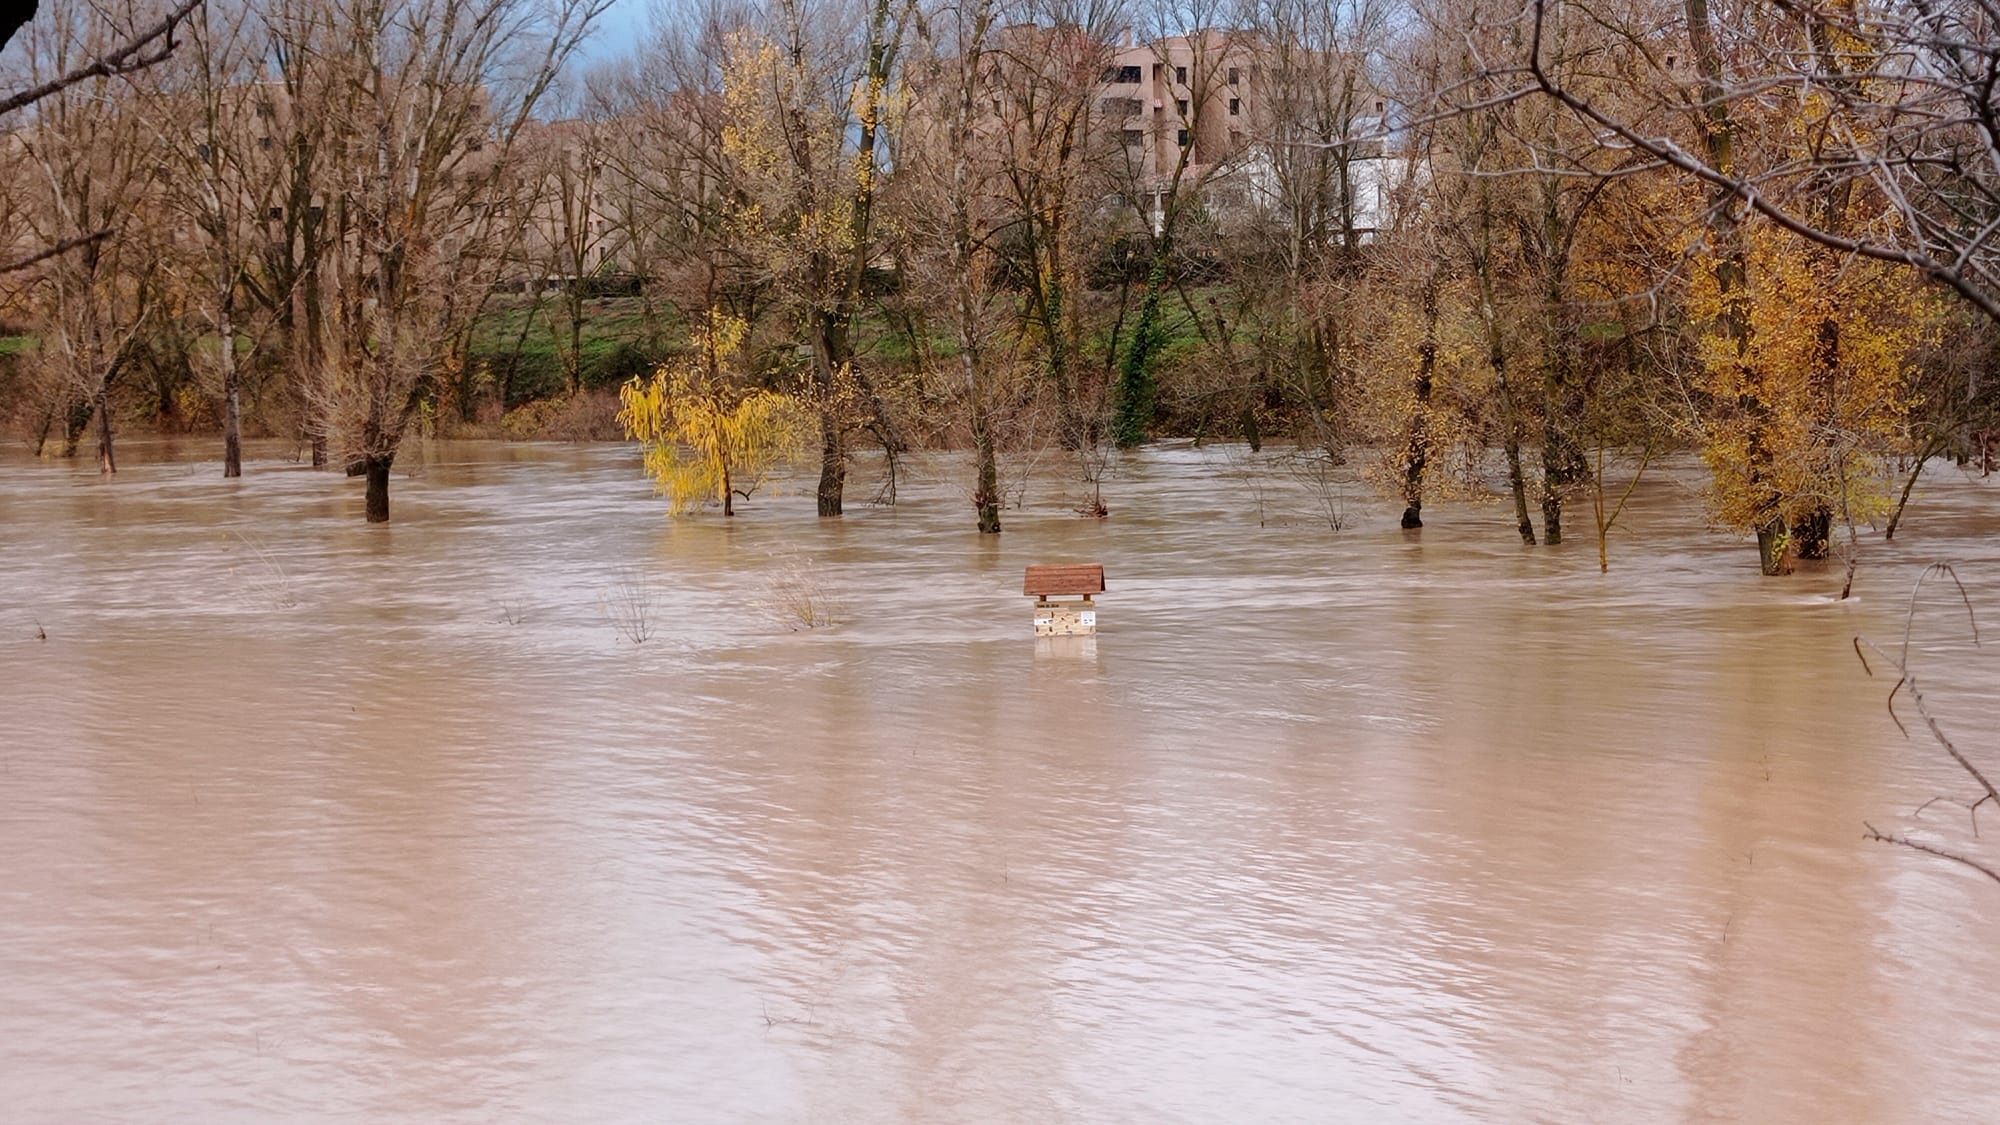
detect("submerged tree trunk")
[1480,295,1534,544]
[1538,279,1585,545]
[1791,508,1832,560]
[62,394,93,457]
[974,421,999,534]
[220,296,242,479]
[1885,436,1944,540]
[95,387,116,475]
[1497,375,1533,545]
[364,456,391,523]
[816,404,845,518]
[1401,266,1442,529]
[91,333,124,476]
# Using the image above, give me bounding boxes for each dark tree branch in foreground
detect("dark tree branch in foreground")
[0,229,110,275]
[0,0,204,119]
[1855,563,1998,885]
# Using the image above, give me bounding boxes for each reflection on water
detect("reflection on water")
[3,439,1999,1123]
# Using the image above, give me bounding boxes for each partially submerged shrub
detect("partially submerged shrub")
[760,551,841,631]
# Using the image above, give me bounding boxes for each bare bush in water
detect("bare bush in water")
[1285,448,1349,532]
[760,551,840,631]
[599,569,659,644]
[1220,444,1274,528]
[229,531,298,609]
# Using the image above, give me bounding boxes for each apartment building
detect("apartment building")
[1099,30,1249,193]
[1097,28,1401,240]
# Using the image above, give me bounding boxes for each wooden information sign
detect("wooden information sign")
[1024,563,1104,636]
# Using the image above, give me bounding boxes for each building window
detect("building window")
[1107,65,1142,83]
[1176,98,1188,117]
[1228,67,1240,86]
[1177,128,1189,147]
[268,206,284,220]
[1175,65,1187,85]
[1121,129,1144,149]
[1229,98,1240,116]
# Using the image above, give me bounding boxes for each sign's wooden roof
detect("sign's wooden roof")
[1024,563,1105,597]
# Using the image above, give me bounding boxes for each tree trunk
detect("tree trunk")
[1791,508,1832,560]
[1539,300,1584,545]
[974,424,999,534]
[1113,250,1169,448]
[1884,438,1940,540]
[1756,525,1790,576]
[364,456,391,523]
[1499,389,1533,545]
[1401,266,1441,529]
[1482,300,1534,544]
[92,335,123,476]
[95,387,116,475]
[816,409,845,517]
[62,394,92,457]
[566,289,584,395]
[221,298,242,479]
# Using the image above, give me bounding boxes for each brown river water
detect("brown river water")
[3,439,1998,1123]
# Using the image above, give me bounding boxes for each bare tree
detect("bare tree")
[983,0,1121,454]
[152,0,283,477]
[309,0,603,521]
[519,95,616,396]
[12,0,175,472]
[590,4,764,333]
[904,0,1009,532]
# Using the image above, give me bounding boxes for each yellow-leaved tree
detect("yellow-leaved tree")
[618,313,810,516]
[1690,220,1937,571]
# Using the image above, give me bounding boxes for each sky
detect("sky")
[580,0,658,64]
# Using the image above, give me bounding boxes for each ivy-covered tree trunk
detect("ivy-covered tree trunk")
[1113,251,1170,448]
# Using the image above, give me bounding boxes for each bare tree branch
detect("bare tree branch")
[0,0,204,120]
[0,228,110,274]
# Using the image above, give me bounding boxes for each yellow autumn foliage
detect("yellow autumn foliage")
[1689,220,1939,536]
[617,312,811,516]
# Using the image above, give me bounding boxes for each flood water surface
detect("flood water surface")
[4,441,1999,1123]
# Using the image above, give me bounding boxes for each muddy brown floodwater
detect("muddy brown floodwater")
[3,439,1999,1123]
